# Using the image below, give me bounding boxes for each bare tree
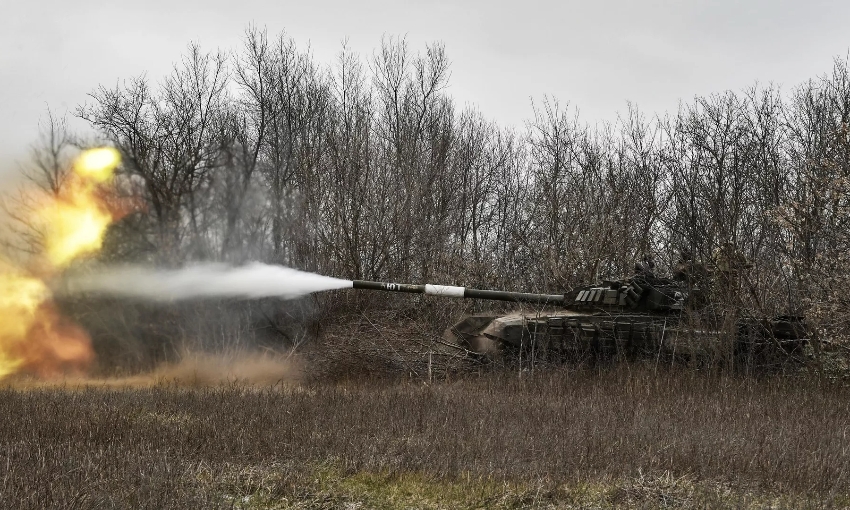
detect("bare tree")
[778,58,850,347]
[2,110,77,258]
[78,44,230,263]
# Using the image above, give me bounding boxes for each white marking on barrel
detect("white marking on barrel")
[425,284,465,298]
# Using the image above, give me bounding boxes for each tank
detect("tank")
[352,272,809,367]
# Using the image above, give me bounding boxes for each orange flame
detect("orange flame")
[0,147,122,380]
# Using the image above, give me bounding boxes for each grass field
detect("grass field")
[1,363,848,509]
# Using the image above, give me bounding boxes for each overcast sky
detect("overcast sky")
[2,0,848,184]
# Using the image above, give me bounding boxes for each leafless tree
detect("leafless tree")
[778,58,850,346]
[2,110,77,258]
[78,44,230,263]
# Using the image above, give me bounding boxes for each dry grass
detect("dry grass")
[1,365,848,508]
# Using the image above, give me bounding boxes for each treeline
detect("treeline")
[18,28,850,350]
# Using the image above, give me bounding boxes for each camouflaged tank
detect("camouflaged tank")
[352,268,809,366]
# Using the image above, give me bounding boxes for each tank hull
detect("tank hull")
[447,310,808,367]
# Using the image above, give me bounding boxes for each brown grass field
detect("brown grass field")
[1,357,849,509]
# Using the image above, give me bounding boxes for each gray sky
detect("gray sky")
[2,0,848,184]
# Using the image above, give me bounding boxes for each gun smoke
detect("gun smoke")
[60,262,352,301]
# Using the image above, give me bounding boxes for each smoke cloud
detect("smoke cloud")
[59,262,353,301]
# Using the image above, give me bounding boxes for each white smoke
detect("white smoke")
[60,262,353,301]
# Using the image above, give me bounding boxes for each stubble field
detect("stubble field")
[1,364,848,509]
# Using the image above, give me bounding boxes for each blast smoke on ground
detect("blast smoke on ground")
[2,351,303,389]
[58,262,352,301]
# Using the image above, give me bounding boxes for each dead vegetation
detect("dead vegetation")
[302,307,475,383]
[1,366,848,509]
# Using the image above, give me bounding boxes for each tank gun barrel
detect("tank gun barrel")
[351,280,566,304]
